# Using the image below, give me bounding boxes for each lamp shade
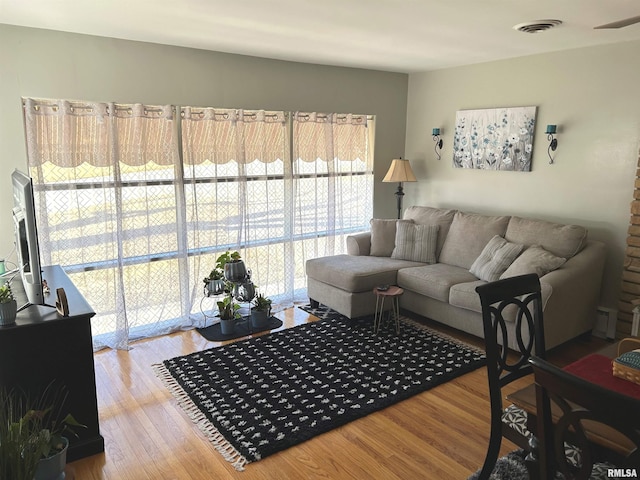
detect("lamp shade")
[382,158,417,183]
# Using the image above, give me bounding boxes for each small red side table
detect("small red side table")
[373,286,403,334]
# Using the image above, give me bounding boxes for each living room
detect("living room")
[1,1,640,478]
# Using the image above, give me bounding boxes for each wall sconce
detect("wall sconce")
[546,124,558,164]
[432,128,443,160]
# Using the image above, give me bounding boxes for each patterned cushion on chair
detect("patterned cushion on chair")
[500,404,590,473]
[502,405,592,472]
[589,463,616,480]
[501,404,530,438]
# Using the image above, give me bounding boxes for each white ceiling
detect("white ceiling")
[2,0,640,73]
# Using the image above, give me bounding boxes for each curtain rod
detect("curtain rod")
[22,99,170,115]
[22,99,374,121]
[180,110,283,119]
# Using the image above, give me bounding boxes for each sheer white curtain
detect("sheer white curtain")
[23,98,374,350]
[293,112,374,267]
[24,98,186,350]
[180,108,293,307]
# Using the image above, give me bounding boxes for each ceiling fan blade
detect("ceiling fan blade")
[594,15,640,29]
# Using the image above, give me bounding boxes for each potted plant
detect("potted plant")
[251,292,272,329]
[0,281,17,326]
[217,292,241,335]
[218,250,247,282]
[0,387,85,480]
[233,280,256,303]
[203,267,225,296]
[203,250,245,296]
[32,407,85,480]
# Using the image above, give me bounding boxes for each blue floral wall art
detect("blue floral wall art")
[453,106,537,171]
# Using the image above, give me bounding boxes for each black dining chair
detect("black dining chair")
[475,273,547,480]
[529,355,640,480]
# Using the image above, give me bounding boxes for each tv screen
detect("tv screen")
[11,169,44,307]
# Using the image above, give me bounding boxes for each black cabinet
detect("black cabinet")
[0,265,104,461]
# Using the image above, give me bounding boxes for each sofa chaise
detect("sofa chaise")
[306,206,606,350]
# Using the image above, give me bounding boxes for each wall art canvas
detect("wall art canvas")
[453,106,537,171]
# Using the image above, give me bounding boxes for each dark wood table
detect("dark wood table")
[507,341,636,456]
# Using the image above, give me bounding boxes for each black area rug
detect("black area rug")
[196,315,283,342]
[154,308,486,470]
[299,303,348,321]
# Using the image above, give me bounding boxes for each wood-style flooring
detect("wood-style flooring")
[68,307,610,479]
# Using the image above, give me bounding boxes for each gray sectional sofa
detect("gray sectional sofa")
[306,206,606,350]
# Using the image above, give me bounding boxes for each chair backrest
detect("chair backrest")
[474,273,546,479]
[530,355,640,480]
[476,273,546,392]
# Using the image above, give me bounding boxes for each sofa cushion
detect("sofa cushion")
[448,280,487,313]
[391,223,439,264]
[439,212,510,269]
[500,245,566,279]
[306,254,424,293]
[469,235,524,282]
[450,280,554,317]
[397,263,478,303]
[505,216,587,259]
[370,219,399,257]
[370,219,414,257]
[403,206,457,258]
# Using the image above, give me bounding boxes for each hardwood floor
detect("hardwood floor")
[68,308,610,479]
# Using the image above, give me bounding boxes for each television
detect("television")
[12,169,44,307]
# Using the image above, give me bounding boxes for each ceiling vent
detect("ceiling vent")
[513,19,563,33]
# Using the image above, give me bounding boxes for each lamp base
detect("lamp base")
[394,182,404,219]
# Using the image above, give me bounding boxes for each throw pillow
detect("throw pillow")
[370,219,412,257]
[470,235,524,282]
[505,216,587,259]
[402,206,457,257]
[500,245,566,279]
[439,211,510,270]
[391,222,439,263]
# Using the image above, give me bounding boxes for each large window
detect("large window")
[23,99,374,350]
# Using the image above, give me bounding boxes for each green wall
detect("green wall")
[404,40,640,309]
[0,24,408,253]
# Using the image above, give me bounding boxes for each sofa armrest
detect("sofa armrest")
[346,232,372,256]
[539,239,606,349]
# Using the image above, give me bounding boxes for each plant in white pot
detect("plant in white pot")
[251,292,272,329]
[217,292,241,335]
[0,281,17,326]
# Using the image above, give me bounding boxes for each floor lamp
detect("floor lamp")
[382,157,417,219]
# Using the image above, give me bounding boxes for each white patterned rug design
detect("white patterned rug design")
[153,307,486,470]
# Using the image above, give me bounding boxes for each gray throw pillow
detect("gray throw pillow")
[500,245,566,279]
[439,211,510,269]
[391,222,439,264]
[470,235,524,282]
[370,219,412,257]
